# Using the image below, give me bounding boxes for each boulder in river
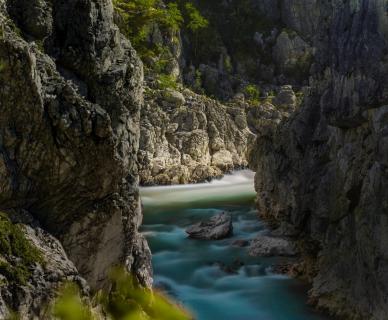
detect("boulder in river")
[186,213,233,240]
[248,235,296,257]
[231,239,249,247]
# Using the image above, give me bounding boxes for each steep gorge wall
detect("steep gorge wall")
[139,88,255,185]
[0,0,151,316]
[253,1,388,319]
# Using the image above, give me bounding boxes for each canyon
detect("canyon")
[0,0,387,319]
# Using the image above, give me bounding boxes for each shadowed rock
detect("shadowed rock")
[248,235,296,257]
[186,213,233,240]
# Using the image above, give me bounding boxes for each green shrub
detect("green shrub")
[0,213,44,285]
[53,284,94,320]
[114,0,183,59]
[156,74,178,90]
[162,2,184,31]
[184,2,208,32]
[113,0,207,70]
[104,268,190,320]
[244,84,260,105]
[53,268,191,320]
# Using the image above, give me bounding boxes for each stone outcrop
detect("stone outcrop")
[0,0,151,316]
[248,234,296,257]
[0,211,89,319]
[253,1,388,319]
[138,87,255,185]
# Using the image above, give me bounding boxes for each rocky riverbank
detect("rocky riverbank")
[1,0,387,319]
[251,1,388,319]
[0,0,151,317]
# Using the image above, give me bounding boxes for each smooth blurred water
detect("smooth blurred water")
[140,170,330,320]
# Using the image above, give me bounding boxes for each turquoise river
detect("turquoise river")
[140,170,330,320]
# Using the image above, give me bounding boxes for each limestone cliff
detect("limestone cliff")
[253,1,388,319]
[139,87,255,185]
[0,0,151,317]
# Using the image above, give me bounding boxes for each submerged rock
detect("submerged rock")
[186,213,233,240]
[231,239,249,247]
[213,259,244,274]
[248,235,296,257]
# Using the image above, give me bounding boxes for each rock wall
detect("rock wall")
[0,0,151,316]
[253,1,388,319]
[139,88,255,185]
[180,0,314,100]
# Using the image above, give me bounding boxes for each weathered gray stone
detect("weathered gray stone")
[0,0,152,317]
[248,235,296,257]
[252,1,388,319]
[139,88,255,185]
[186,213,233,240]
[162,89,186,107]
[272,85,297,111]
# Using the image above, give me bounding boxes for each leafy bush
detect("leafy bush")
[156,74,178,90]
[104,268,190,320]
[244,84,260,105]
[113,0,183,59]
[0,213,44,285]
[113,0,207,72]
[184,2,208,32]
[53,284,94,320]
[53,268,191,320]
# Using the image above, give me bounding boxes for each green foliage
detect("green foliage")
[35,40,45,52]
[244,84,260,105]
[113,0,168,56]
[104,268,190,320]
[156,74,178,90]
[5,311,20,320]
[223,55,233,73]
[53,284,94,320]
[163,2,184,31]
[113,0,185,64]
[113,0,207,70]
[184,2,208,32]
[53,268,191,320]
[0,213,44,285]
[0,59,6,73]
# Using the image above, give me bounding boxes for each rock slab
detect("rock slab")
[186,213,233,240]
[248,235,296,257]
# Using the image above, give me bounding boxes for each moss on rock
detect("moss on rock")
[0,212,43,286]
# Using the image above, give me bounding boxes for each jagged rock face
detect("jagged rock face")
[0,0,151,311]
[253,1,388,319]
[138,88,255,185]
[180,0,315,99]
[0,211,89,320]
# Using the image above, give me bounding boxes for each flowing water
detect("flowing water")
[140,171,330,320]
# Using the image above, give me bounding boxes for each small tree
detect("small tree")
[113,0,183,58]
[185,2,208,32]
[244,84,260,105]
